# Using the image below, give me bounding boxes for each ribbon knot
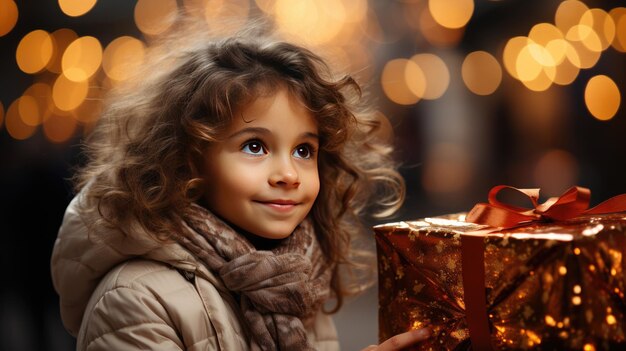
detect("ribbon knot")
[466,185,626,228]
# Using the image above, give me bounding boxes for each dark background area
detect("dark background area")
[1,0,625,350]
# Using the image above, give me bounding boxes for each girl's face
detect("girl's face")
[202,88,320,240]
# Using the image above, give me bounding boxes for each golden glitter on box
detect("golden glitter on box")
[375,212,626,350]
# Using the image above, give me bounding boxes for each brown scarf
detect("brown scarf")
[178,203,332,350]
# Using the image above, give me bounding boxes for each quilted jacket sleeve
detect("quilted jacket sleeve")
[82,286,185,350]
[78,260,220,351]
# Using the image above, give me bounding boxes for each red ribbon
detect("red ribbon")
[466,185,626,228]
[460,185,626,350]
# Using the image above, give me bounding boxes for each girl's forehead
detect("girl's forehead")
[225,88,317,134]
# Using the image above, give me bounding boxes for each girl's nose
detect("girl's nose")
[269,156,300,187]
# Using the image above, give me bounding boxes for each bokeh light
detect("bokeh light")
[584,75,620,121]
[23,82,54,123]
[462,51,502,95]
[61,36,103,82]
[47,28,78,74]
[381,59,423,105]
[5,98,37,140]
[52,74,89,111]
[102,36,145,82]
[17,95,40,127]
[43,112,77,143]
[554,0,589,35]
[580,8,615,51]
[16,30,54,74]
[428,0,474,29]
[502,36,529,80]
[0,0,18,37]
[516,44,545,82]
[419,7,465,47]
[552,43,580,85]
[273,0,347,45]
[134,0,178,36]
[410,53,450,100]
[58,0,97,17]
[610,7,626,52]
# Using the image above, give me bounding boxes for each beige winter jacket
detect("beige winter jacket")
[51,193,340,350]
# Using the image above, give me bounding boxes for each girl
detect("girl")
[51,20,430,350]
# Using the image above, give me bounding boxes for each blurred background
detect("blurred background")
[0,0,624,350]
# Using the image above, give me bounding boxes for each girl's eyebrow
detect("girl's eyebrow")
[227,127,319,141]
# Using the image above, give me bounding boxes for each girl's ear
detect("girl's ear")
[184,153,207,201]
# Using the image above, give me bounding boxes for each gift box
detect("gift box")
[375,186,626,350]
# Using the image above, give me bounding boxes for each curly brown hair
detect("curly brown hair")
[75,22,404,311]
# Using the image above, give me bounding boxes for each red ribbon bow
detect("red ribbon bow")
[466,185,626,228]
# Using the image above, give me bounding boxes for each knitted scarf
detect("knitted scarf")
[178,203,332,350]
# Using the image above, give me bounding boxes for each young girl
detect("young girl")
[51,20,430,351]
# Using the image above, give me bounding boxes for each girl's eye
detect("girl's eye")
[241,141,266,155]
[293,144,316,159]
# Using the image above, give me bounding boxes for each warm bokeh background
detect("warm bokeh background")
[1,0,624,350]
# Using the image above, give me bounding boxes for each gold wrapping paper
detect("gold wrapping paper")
[375,213,626,350]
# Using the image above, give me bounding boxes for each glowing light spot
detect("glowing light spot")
[428,0,474,29]
[23,83,54,123]
[17,95,40,127]
[502,36,529,80]
[16,30,54,74]
[381,58,423,105]
[43,112,77,143]
[529,23,564,48]
[515,45,542,81]
[102,36,145,82]
[584,343,597,351]
[544,39,568,66]
[555,0,589,34]
[572,296,582,305]
[611,268,617,276]
[545,315,556,326]
[5,99,37,140]
[572,24,602,52]
[565,25,601,69]
[62,36,102,82]
[610,8,626,52]
[274,0,345,45]
[410,53,449,100]
[462,51,502,95]
[0,0,18,37]
[525,330,541,345]
[574,247,581,255]
[559,266,567,275]
[419,8,464,47]
[606,314,617,325]
[47,28,78,74]
[52,74,89,111]
[553,42,580,85]
[134,0,177,36]
[589,265,596,272]
[58,0,97,17]
[580,8,615,51]
[585,75,620,121]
